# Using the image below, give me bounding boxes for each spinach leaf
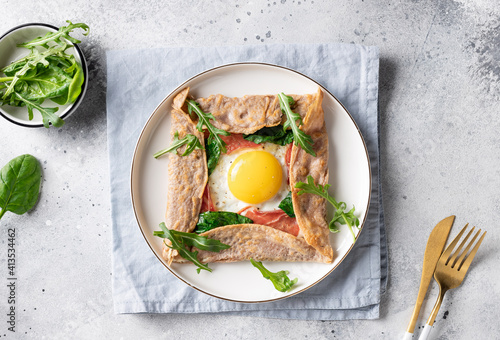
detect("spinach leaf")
[278,191,295,217]
[0,154,42,221]
[243,125,294,146]
[22,65,71,100]
[51,54,84,105]
[250,258,298,292]
[205,137,221,176]
[4,61,77,104]
[1,44,67,99]
[195,211,254,234]
[154,223,230,273]
[295,175,360,242]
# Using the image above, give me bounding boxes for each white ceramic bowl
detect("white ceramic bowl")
[0,23,88,127]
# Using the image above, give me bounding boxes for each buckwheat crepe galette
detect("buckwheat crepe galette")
[162,87,333,266]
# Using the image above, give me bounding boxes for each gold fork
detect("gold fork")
[418,224,486,340]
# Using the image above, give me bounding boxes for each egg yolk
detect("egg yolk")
[228,150,283,204]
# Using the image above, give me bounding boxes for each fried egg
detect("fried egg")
[209,142,290,213]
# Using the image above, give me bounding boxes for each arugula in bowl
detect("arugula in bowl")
[0,21,89,128]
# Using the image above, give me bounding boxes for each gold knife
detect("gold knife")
[402,215,455,339]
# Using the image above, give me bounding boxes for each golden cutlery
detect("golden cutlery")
[418,224,486,340]
[402,215,455,339]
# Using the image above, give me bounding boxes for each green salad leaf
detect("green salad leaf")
[0,154,42,221]
[14,92,64,128]
[250,258,298,292]
[243,125,294,146]
[205,137,221,176]
[154,223,230,273]
[154,225,231,252]
[295,175,360,242]
[52,54,84,105]
[9,53,84,108]
[187,100,230,153]
[17,21,89,48]
[195,211,254,234]
[153,131,204,158]
[187,100,230,174]
[278,191,295,217]
[9,63,71,102]
[278,93,316,156]
[0,21,89,128]
[1,44,67,100]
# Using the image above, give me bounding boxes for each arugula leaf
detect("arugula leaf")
[278,93,316,156]
[243,126,294,146]
[17,21,89,48]
[195,211,254,234]
[154,225,230,252]
[153,131,204,158]
[250,258,298,292]
[14,93,64,128]
[186,100,230,154]
[205,137,221,176]
[295,175,360,242]
[154,223,212,273]
[278,191,295,217]
[154,223,230,273]
[0,154,42,221]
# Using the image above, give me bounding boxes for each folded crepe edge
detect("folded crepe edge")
[290,88,334,261]
[165,224,332,264]
[164,87,208,264]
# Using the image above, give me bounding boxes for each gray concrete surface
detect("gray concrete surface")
[0,0,499,339]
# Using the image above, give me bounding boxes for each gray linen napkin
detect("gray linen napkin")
[107,43,387,320]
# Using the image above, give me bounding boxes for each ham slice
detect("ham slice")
[239,207,299,237]
[200,185,216,213]
[220,134,260,154]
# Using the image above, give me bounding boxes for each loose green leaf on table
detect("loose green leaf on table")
[154,223,230,273]
[0,154,42,221]
[278,93,316,156]
[195,211,254,234]
[153,131,204,158]
[250,258,298,292]
[295,175,360,242]
[243,125,294,146]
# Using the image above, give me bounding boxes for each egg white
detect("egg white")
[209,143,290,213]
